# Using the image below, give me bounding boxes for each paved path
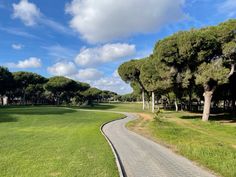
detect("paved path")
[103,112,216,177]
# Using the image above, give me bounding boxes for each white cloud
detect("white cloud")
[0,26,38,38]
[47,61,77,76]
[66,0,186,43]
[7,57,42,68]
[75,68,104,81]
[47,62,103,81]
[75,43,136,67]
[47,61,131,94]
[43,45,76,59]
[12,0,40,26]
[218,0,236,17]
[12,0,72,35]
[12,43,24,50]
[91,70,132,94]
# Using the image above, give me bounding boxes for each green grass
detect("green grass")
[80,102,149,113]
[0,106,123,177]
[128,111,236,177]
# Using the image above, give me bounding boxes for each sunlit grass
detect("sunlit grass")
[80,102,150,113]
[0,107,123,177]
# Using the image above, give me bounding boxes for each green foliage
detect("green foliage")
[155,34,180,66]
[140,56,172,92]
[118,59,146,92]
[153,109,163,122]
[0,67,117,105]
[44,76,76,93]
[118,19,236,113]
[13,71,47,87]
[82,87,102,105]
[223,41,236,62]
[0,66,14,96]
[77,81,90,91]
[195,59,230,90]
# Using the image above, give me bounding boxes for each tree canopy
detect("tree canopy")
[118,19,236,120]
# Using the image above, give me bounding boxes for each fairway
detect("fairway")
[0,107,123,177]
[81,102,147,113]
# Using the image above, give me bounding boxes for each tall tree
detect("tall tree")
[140,55,172,112]
[82,87,102,105]
[118,59,148,110]
[44,76,79,105]
[0,67,14,105]
[195,59,230,121]
[217,20,236,111]
[13,72,46,104]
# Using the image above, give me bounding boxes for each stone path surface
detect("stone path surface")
[103,112,216,177]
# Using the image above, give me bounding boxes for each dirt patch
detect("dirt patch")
[136,113,153,120]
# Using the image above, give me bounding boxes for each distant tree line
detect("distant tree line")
[118,19,236,121]
[0,69,118,106]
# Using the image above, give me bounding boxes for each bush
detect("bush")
[154,109,163,122]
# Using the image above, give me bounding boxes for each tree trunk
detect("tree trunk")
[1,97,3,105]
[152,92,155,113]
[232,98,236,113]
[188,92,192,111]
[228,63,235,78]
[223,99,226,111]
[142,90,145,110]
[23,92,26,105]
[202,91,213,121]
[174,99,178,112]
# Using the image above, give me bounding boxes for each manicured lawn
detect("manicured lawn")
[0,106,123,177]
[127,111,236,177]
[80,102,149,113]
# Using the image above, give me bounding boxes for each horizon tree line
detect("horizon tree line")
[0,68,118,106]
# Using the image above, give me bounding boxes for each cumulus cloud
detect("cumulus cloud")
[92,70,132,94]
[12,0,40,26]
[47,61,77,76]
[75,68,104,81]
[75,43,136,67]
[47,62,104,81]
[12,43,24,50]
[47,61,131,94]
[218,0,236,17]
[7,57,42,68]
[12,0,72,35]
[66,0,186,43]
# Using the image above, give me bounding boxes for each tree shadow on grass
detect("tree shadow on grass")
[180,115,202,120]
[0,114,17,123]
[80,104,116,110]
[0,106,77,116]
[180,113,236,122]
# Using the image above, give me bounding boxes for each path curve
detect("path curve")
[103,112,216,177]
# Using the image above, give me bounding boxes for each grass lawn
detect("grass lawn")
[127,111,236,177]
[80,102,149,113]
[0,106,123,177]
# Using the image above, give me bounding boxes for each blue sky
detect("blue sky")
[0,0,236,94]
